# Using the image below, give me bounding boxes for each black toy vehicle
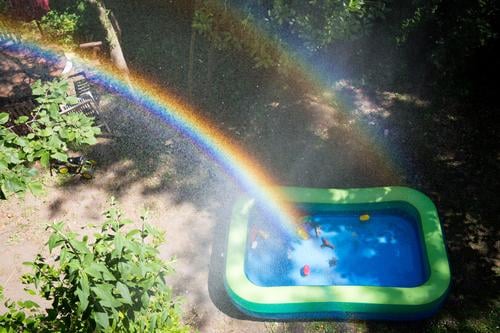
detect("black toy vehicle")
[50,155,96,179]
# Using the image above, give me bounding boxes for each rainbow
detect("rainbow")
[0,28,307,237]
[193,2,402,175]
[1,4,399,237]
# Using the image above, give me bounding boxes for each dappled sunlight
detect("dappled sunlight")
[328,189,350,201]
[380,91,430,109]
[435,152,466,168]
[334,80,390,118]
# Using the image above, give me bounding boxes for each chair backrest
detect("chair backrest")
[68,71,100,104]
[59,94,99,119]
[74,77,92,96]
[59,93,111,133]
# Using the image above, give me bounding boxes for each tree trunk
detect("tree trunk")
[206,40,215,102]
[109,11,122,42]
[187,8,197,99]
[86,0,129,74]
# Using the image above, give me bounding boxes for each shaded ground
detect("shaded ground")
[1,7,499,333]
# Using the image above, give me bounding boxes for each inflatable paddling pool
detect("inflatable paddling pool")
[224,186,450,320]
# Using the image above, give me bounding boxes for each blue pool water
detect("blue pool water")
[245,206,429,288]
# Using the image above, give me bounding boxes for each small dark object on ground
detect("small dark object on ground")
[50,155,96,179]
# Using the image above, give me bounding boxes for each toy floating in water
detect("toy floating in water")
[296,227,310,240]
[328,258,337,267]
[301,264,311,276]
[250,228,270,247]
[360,214,370,222]
[320,238,335,250]
[305,220,322,237]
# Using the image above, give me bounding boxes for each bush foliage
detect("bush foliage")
[0,199,191,333]
[0,79,100,198]
[40,10,79,47]
[191,0,498,100]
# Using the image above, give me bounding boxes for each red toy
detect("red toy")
[321,237,335,250]
[301,264,311,276]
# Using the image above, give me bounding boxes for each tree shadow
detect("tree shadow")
[0,43,65,101]
[361,94,499,331]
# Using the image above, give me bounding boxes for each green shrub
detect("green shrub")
[0,78,100,198]
[0,0,7,14]
[40,10,79,47]
[0,199,192,332]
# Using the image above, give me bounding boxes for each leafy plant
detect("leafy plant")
[0,285,43,332]
[40,10,79,47]
[0,199,192,333]
[192,2,284,70]
[269,0,366,52]
[0,78,100,198]
[0,0,7,14]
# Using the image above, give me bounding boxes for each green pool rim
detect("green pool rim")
[224,186,451,318]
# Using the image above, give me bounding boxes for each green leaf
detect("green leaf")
[84,264,101,280]
[141,292,150,307]
[17,300,40,309]
[48,103,60,118]
[14,116,29,124]
[51,151,67,162]
[47,135,63,148]
[59,248,69,265]
[76,286,89,313]
[15,137,29,147]
[0,112,9,124]
[93,311,109,329]
[91,262,116,281]
[83,136,97,145]
[59,128,68,138]
[66,96,79,105]
[68,238,90,254]
[2,177,25,195]
[28,182,44,196]
[114,234,124,255]
[40,151,50,168]
[24,288,37,296]
[31,87,44,96]
[126,229,141,238]
[80,273,90,293]
[115,281,132,305]
[92,285,122,308]
[47,233,63,252]
[149,314,157,332]
[0,159,8,170]
[38,128,53,137]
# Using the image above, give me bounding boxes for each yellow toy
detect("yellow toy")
[359,214,370,222]
[296,227,310,240]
